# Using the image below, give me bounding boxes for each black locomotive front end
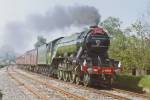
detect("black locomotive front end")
[79,26,115,88]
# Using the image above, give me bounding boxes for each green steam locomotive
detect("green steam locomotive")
[16,26,116,88]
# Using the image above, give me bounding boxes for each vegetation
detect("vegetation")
[101,17,150,75]
[139,75,150,88]
[114,74,143,91]
[114,74,150,91]
[0,45,16,66]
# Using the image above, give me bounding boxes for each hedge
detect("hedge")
[114,74,150,92]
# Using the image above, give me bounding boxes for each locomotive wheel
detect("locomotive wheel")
[83,73,91,87]
[75,76,81,85]
[106,78,113,89]
[63,72,69,82]
[62,71,65,80]
[69,73,76,83]
[57,71,60,79]
[58,70,63,80]
[68,72,71,82]
[63,72,67,81]
[60,71,63,80]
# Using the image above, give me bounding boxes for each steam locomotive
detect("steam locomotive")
[16,26,117,88]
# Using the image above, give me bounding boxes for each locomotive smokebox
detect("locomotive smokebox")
[85,27,110,54]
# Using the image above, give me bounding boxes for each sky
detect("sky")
[0,0,149,53]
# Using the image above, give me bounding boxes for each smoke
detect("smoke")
[2,5,101,53]
[3,21,35,53]
[0,45,14,58]
[27,5,100,32]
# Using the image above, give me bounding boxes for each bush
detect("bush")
[114,74,144,92]
[139,75,150,89]
[114,74,150,92]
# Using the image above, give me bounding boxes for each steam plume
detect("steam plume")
[3,5,101,53]
[27,5,100,32]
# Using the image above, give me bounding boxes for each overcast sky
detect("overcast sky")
[0,0,148,53]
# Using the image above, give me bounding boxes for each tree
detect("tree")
[0,45,16,65]
[34,36,46,48]
[101,17,126,61]
[129,20,150,75]
[101,17,122,36]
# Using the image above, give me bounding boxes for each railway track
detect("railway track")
[112,88,150,100]
[8,69,49,100]
[17,67,150,100]
[40,71,150,100]
[8,67,86,100]
[15,67,133,100]
[10,65,150,100]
